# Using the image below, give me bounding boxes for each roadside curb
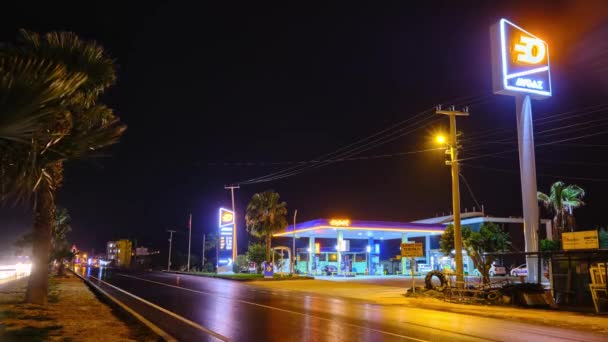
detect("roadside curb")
[70,269,176,342]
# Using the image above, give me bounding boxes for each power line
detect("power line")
[457,129,608,162]
[237,109,434,184]
[459,172,481,209]
[234,93,489,185]
[460,163,608,182]
[239,112,447,184]
[209,147,444,167]
[461,103,608,144]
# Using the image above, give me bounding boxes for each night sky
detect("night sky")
[1,1,607,259]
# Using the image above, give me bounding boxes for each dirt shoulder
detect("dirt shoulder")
[0,274,157,341]
[250,279,608,335]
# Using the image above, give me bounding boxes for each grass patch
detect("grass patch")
[47,280,60,303]
[0,324,62,342]
[0,310,19,319]
[187,272,264,281]
[177,271,314,281]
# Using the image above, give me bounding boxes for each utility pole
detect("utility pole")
[436,105,469,289]
[167,230,176,271]
[187,214,192,272]
[224,185,240,264]
[202,234,206,268]
[292,209,298,274]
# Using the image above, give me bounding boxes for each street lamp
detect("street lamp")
[435,134,447,145]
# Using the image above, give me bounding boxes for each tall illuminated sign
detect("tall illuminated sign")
[218,208,234,251]
[491,18,550,283]
[491,18,551,99]
[218,208,234,273]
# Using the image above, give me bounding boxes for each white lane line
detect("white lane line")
[72,272,178,342]
[117,273,429,342]
[90,276,230,342]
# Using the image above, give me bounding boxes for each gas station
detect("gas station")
[273,218,444,276]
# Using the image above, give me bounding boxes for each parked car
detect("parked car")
[510,264,528,277]
[473,264,507,277]
[321,265,338,275]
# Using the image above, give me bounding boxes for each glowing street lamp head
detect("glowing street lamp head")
[435,135,447,145]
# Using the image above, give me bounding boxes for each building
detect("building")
[107,239,132,268]
[274,218,444,275]
[414,211,552,275]
[273,212,553,277]
[106,241,117,261]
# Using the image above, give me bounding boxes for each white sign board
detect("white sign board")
[490,19,551,99]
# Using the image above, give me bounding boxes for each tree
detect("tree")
[50,207,73,276]
[14,206,74,276]
[538,181,585,238]
[234,255,249,273]
[440,223,510,284]
[0,30,126,305]
[246,243,267,273]
[599,228,608,249]
[245,191,288,261]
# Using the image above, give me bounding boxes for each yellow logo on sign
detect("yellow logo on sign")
[329,219,350,227]
[221,212,233,223]
[513,35,546,65]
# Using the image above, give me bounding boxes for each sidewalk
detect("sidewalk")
[0,275,157,341]
[250,278,608,335]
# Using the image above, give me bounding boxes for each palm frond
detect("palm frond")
[16,29,116,99]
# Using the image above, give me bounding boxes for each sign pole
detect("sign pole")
[516,95,539,283]
[411,257,415,293]
[187,214,192,272]
[225,185,240,265]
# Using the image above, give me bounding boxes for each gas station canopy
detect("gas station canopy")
[273,218,445,240]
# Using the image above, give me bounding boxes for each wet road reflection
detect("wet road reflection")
[74,267,607,342]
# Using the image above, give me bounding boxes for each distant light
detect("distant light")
[366,246,371,253]
[435,135,447,144]
[307,247,311,253]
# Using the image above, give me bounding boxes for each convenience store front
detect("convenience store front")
[273,218,444,276]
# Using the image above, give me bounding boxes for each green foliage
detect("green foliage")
[233,254,249,273]
[14,206,74,262]
[540,238,560,251]
[0,30,126,206]
[246,243,267,273]
[0,30,125,304]
[245,190,288,261]
[538,181,585,237]
[440,222,510,284]
[599,228,608,249]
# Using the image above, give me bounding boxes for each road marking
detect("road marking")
[117,273,429,342]
[71,272,177,342]
[89,276,230,342]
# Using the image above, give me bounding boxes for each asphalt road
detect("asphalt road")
[77,268,606,342]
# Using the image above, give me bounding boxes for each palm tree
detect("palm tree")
[538,181,585,238]
[245,191,288,262]
[51,207,73,277]
[0,30,126,305]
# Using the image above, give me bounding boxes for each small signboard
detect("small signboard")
[562,231,599,250]
[263,262,274,278]
[401,243,423,257]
